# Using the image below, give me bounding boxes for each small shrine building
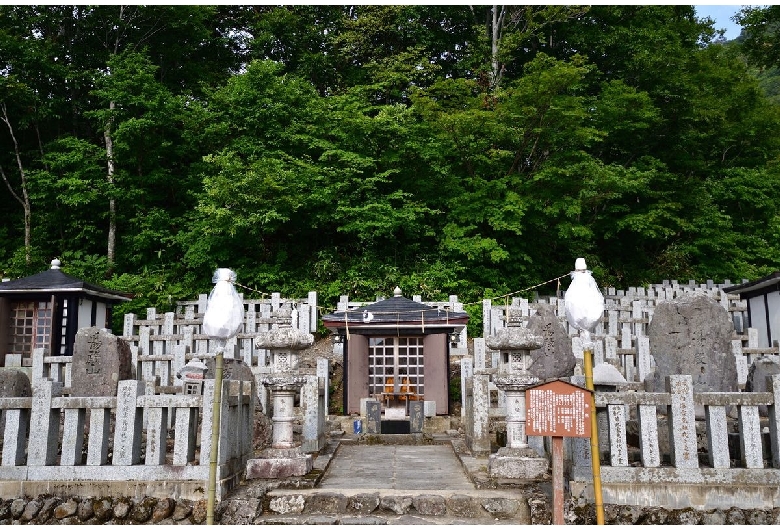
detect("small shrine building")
[322,287,468,416]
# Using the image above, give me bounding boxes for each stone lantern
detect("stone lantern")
[245,307,315,479]
[485,311,549,479]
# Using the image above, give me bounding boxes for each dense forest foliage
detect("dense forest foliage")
[2,5,780,326]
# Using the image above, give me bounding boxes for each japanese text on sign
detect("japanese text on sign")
[526,381,591,438]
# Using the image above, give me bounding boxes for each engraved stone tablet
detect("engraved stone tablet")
[71,327,132,397]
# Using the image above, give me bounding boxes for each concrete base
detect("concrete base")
[488,447,548,479]
[245,447,313,479]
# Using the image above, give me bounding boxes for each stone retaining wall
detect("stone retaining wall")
[570,502,780,525]
[0,495,208,524]
[2,493,780,524]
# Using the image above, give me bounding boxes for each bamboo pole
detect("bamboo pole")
[206,346,224,525]
[583,345,605,525]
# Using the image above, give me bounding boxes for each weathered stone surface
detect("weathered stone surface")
[593,362,627,386]
[269,495,305,515]
[488,451,548,480]
[412,495,446,516]
[304,492,348,514]
[365,401,381,435]
[485,324,543,351]
[10,498,26,518]
[20,499,41,522]
[71,327,132,397]
[219,498,260,524]
[395,514,434,525]
[192,499,208,524]
[526,304,576,378]
[319,515,346,524]
[648,293,737,393]
[77,497,94,521]
[339,515,388,525]
[129,497,156,523]
[37,496,62,523]
[482,497,522,519]
[204,357,254,381]
[92,498,113,523]
[112,498,132,519]
[246,451,313,479]
[379,495,413,515]
[152,498,175,523]
[53,498,78,519]
[349,493,380,514]
[172,500,193,521]
[254,327,314,350]
[0,368,31,397]
[700,509,727,525]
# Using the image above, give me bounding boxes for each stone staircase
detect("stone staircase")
[217,433,553,525]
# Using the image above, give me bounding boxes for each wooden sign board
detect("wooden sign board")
[525,380,591,438]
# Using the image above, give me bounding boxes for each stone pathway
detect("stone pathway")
[317,444,476,491]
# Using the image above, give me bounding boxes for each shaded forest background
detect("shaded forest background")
[2,5,780,331]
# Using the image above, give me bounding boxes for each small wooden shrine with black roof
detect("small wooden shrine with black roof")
[0,259,132,367]
[322,287,468,416]
[723,272,780,348]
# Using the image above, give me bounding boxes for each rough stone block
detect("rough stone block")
[649,293,737,395]
[348,493,380,514]
[269,495,305,515]
[304,492,348,514]
[488,450,548,479]
[71,327,132,397]
[412,495,446,516]
[0,369,31,397]
[245,452,313,479]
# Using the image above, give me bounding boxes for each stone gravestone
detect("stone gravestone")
[0,369,31,397]
[525,304,577,378]
[745,357,780,416]
[648,292,737,394]
[71,327,133,397]
[409,401,424,434]
[205,357,254,382]
[365,400,381,434]
[0,369,32,436]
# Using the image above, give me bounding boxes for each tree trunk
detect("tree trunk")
[0,104,33,264]
[105,100,116,271]
[491,5,506,90]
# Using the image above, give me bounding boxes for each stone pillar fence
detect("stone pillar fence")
[0,375,254,502]
[0,291,329,502]
[118,292,326,452]
[480,279,767,389]
[460,368,780,509]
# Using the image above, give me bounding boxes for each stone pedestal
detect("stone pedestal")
[486,323,549,480]
[489,446,549,479]
[488,374,548,479]
[245,376,312,479]
[245,446,312,479]
[245,312,315,480]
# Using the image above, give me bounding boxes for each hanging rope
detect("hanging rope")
[317,271,572,316]
[229,271,573,319]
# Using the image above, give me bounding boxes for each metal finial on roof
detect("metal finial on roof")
[51,259,61,269]
[393,286,402,297]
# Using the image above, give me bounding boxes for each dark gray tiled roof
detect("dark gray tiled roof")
[0,267,131,302]
[722,272,780,296]
[322,295,468,325]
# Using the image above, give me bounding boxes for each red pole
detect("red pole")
[552,435,564,525]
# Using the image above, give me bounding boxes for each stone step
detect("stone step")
[253,487,534,524]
